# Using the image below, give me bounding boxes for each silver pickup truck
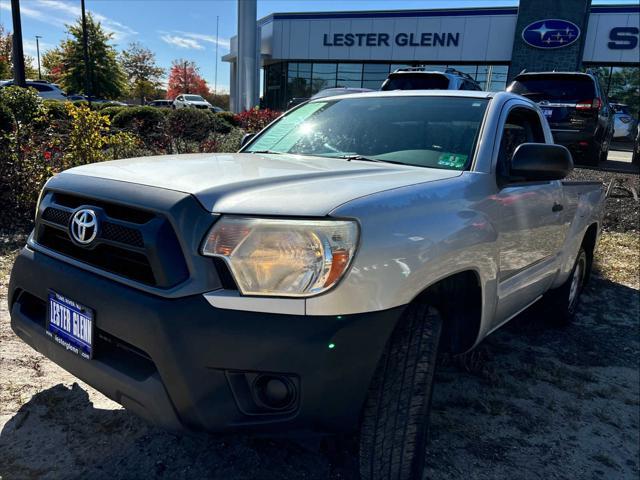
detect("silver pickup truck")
[9,91,605,480]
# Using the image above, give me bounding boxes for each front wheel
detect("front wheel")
[359,303,442,480]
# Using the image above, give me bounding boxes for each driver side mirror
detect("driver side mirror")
[240,133,255,148]
[510,143,573,182]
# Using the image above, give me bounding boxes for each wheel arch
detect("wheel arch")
[410,269,483,354]
[581,222,599,283]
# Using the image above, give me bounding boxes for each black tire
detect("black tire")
[543,247,588,325]
[359,303,442,480]
[599,130,611,163]
[581,145,600,167]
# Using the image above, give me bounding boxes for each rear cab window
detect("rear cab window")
[381,74,450,91]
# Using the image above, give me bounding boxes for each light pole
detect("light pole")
[35,35,42,79]
[80,0,92,104]
[214,15,219,94]
[10,0,26,86]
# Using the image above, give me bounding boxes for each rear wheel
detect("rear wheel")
[543,247,588,325]
[359,303,442,480]
[598,130,612,163]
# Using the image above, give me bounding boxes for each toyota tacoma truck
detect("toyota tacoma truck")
[9,91,606,480]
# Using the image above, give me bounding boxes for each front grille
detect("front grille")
[39,225,156,284]
[42,207,71,226]
[35,191,189,288]
[53,193,155,224]
[101,222,144,248]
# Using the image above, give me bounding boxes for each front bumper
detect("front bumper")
[9,246,404,434]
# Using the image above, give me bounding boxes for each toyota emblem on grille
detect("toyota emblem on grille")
[70,209,98,245]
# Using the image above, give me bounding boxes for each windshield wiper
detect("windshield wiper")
[249,150,282,154]
[339,154,406,166]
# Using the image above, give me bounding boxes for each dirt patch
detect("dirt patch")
[566,168,640,233]
[0,235,638,478]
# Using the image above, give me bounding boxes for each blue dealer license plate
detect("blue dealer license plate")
[47,291,94,359]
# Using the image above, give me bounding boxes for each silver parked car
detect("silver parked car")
[172,93,213,110]
[10,90,605,480]
[611,103,638,141]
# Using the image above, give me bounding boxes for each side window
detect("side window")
[497,107,545,179]
[30,84,53,92]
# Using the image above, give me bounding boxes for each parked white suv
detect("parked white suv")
[173,94,213,110]
[381,67,483,91]
[0,80,67,100]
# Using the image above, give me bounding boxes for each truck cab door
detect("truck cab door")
[492,106,566,324]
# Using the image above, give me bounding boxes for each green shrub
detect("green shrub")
[112,106,165,135]
[0,86,44,127]
[200,128,245,153]
[168,108,231,142]
[0,103,13,134]
[100,105,128,120]
[71,100,90,109]
[216,111,239,127]
[65,103,110,166]
[43,100,70,121]
[106,131,142,160]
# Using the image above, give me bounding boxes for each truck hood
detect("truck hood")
[65,153,461,216]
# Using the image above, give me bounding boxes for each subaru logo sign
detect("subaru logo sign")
[522,19,581,49]
[70,209,98,245]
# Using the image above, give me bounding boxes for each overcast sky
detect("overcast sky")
[0,0,634,92]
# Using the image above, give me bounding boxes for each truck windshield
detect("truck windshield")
[245,96,489,170]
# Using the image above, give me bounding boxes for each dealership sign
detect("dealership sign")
[522,19,581,49]
[323,32,460,48]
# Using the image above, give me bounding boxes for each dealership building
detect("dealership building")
[224,1,639,111]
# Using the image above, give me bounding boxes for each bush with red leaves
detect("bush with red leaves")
[233,108,281,133]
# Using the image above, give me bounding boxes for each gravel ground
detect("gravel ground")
[566,168,639,233]
[0,167,638,480]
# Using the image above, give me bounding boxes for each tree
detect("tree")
[167,59,209,99]
[204,92,230,110]
[121,42,164,105]
[0,24,37,79]
[41,46,66,84]
[59,13,126,99]
[0,24,11,79]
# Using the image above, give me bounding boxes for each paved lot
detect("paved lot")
[607,150,633,163]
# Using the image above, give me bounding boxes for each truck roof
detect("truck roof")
[307,89,506,102]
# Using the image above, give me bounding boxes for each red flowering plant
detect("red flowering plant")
[234,108,281,133]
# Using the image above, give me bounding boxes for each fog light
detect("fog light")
[254,375,296,410]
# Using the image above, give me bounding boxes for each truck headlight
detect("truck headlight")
[202,216,358,297]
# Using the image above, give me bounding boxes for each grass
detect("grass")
[595,232,640,289]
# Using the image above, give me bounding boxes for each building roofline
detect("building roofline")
[257,6,519,25]
[257,4,638,26]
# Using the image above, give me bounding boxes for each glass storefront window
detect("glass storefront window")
[265,61,512,109]
[288,62,311,99]
[337,63,363,88]
[312,63,337,94]
[363,64,391,89]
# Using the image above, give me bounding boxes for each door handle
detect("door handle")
[552,203,564,212]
